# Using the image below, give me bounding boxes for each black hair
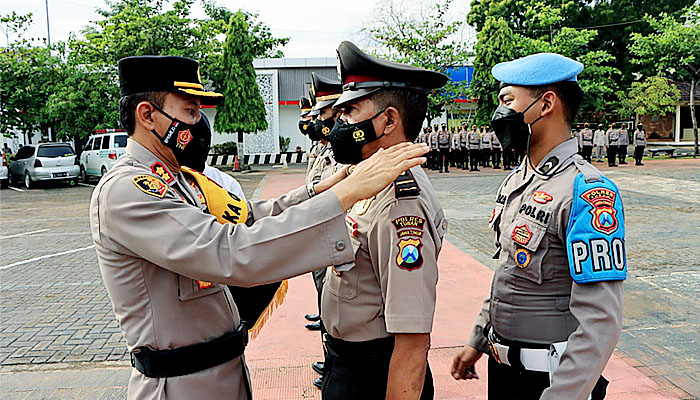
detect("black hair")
[118,91,168,135]
[525,82,583,126]
[368,89,428,141]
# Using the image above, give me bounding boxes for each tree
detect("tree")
[214,12,268,168]
[470,17,518,125]
[616,75,680,120]
[629,5,700,154]
[365,0,472,123]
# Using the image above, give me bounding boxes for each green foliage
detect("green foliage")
[213,12,268,135]
[279,136,290,152]
[471,17,518,125]
[210,141,237,155]
[616,75,680,119]
[365,0,472,121]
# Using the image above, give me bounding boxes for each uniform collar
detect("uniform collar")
[534,138,578,174]
[126,139,177,179]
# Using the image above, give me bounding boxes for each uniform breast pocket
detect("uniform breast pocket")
[503,217,548,284]
[177,274,224,301]
[325,237,361,300]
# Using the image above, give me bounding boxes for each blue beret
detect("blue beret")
[492,53,583,86]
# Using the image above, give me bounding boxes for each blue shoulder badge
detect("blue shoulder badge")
[566,174,626,284]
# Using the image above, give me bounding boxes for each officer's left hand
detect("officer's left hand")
[451,345,482,380]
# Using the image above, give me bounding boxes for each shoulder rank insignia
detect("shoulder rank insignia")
[150,162,174,184]
[132,175,168,198]
[394,170,421,198]
[396,238,423,271]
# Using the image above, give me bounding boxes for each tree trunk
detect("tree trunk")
[690,79,698,155]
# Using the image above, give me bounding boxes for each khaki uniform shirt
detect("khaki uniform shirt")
[321,166,447,341]
[468,131,481,150]
[581,128,594,146]
[459,131,468,149]
[451,132,460,150]
[491,133,502,149]
[618,128,629,146]
[467,139,625,400]
[307,142,333,183]
[429,132,439,150]
[438,131,451,150]
[91,140,354,400]
[481,132,492,150]
[633,129,647,147]
[605,129,620,146]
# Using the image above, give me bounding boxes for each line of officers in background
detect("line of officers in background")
[417,123,524,173]
[571,122,648,167]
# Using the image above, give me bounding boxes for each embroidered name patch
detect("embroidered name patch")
[150,162,174,184]
[512,224,532,246]
[514,248,530,268]
[392,216,425,230]
[532,191,553,204]
[396,238,423,271]
[397,229,424,238]
[132,175,168,198]
[580,188,618,234]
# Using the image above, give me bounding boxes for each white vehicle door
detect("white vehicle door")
[87,136,102,175]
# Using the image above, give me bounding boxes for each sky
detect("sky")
[1,0,474,58]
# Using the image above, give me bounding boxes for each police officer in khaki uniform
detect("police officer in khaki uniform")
[321,41,448,400]
[490,126,502,169]
[605,123,620,167]
[429,124,439,170]
[451,53,626,400]
[468,125,481,171]
[633,123,647,166]
[481,126,492,167]
[459,124,469,170]
[617,124,629,164]
[580,122,594,162]
[91,55,429,400]
[438,122,451,172]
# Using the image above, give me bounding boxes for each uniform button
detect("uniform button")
[335,240,346,251]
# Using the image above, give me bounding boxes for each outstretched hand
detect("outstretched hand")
[331,142,428,211]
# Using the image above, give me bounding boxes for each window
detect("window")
[101,136,110,150]
[94,136,102,150]
[37,145,75,158]
[84,139,93,151]
[16,146,34,159]
[114,135,127,148]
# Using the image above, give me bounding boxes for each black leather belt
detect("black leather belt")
[131,321,248,378]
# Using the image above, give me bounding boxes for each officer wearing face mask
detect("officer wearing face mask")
[468,124,481,171]
[91,55,429,400]
[323,41,448,400]
[451,53,626,400]
[633,123,647,166]
[580,122,594,163]
[430,124,439,170]
[605,123,620,167]
[617,123,629,164]
[438,122,451,172]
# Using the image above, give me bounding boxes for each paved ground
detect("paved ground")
[0,159,698,399]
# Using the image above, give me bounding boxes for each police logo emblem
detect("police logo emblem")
[514,248,531,268]
[176,129,193,150]
[353,129,365,142]
[580,188,618,234]
[532,191,553,204]
[396,238,423,271]
[322,125,331,136]
[132,175,168,198]
[511,224,532,246]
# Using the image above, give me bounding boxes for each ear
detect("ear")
[540,90,558,118]
[135,101,158,132]
[383,106,401,135]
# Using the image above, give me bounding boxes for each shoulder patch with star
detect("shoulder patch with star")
[132,175,168,198]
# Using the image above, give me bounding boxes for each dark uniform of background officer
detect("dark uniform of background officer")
[90,55,429,400]
[321,41,448,400]
[451,53,626,400]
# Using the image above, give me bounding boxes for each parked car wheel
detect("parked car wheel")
[80,166,89,183]
[24,172,34,189]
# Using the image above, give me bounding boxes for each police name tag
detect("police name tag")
[566,174,627,284]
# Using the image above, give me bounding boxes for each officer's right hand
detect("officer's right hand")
[451,345,482,380]
[331,142,428,211]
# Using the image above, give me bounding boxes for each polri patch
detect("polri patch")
[532,191,553,204]
[132,175,168,198]
[514,248,531,268]
[580,188,618,234]
[512,224,533,246]
[392,216,425,230]
[150,162,174,184]
[396,238,423,271]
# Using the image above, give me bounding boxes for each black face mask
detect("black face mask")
[328,108,387,165]
[150,104,201,166]
[307,118,323,142]
[314,117,336,141]
[178,115,211,172]
[490,95,544,152]
[298,120,312,136]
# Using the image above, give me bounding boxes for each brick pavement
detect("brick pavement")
[0,159,698,398]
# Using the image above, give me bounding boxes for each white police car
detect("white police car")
[79,130,128,182]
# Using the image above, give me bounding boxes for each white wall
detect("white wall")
[279,105,312,152]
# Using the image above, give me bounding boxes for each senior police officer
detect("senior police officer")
[91,55,429,400]
[321,41,448,400]
[451,53,626,400]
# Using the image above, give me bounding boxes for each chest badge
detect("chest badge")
[512,224,533,246]
[580,188,618,234]
[396,238,423,271]
[514,249,531,268]
[353,197,374,215]
[532,191,553,204]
